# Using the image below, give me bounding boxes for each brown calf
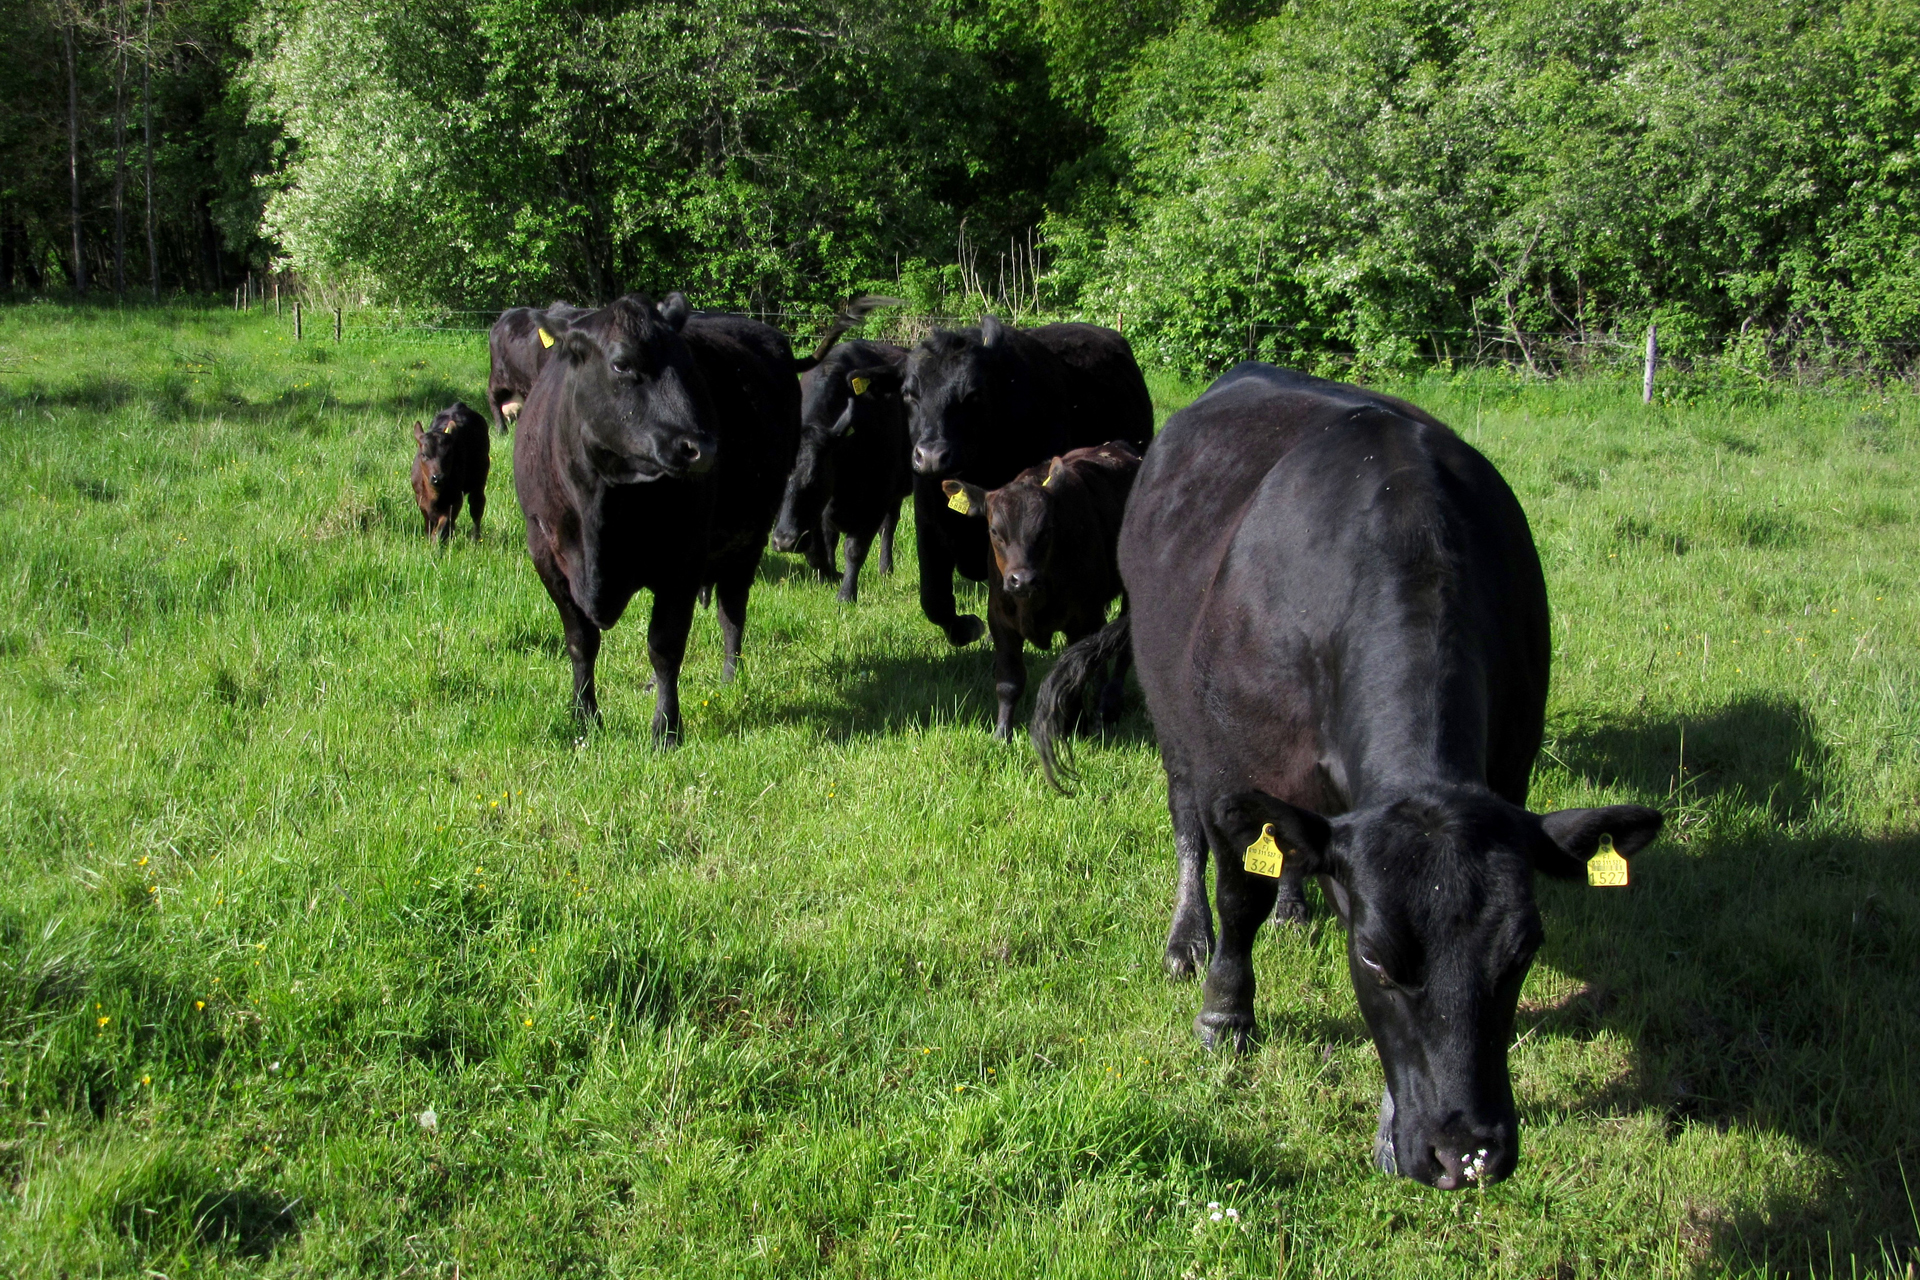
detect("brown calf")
[411,401,491,542]
[941,439,1141,738]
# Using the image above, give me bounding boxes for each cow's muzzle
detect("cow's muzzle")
[912,442,956,477]
[770,526,813,554]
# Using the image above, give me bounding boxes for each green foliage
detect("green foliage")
[3,306,1920,1275]
[246,0,1082,308]
[1048,0,1920,375]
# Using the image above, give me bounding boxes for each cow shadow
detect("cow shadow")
[1524,695,1920,1275]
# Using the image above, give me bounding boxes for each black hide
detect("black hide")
[1032,363,1662,1188]
[903,317,1152,644]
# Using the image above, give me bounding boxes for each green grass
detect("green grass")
[1,302,1917,1277]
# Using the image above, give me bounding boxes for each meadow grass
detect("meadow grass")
[0,301,1916,1277]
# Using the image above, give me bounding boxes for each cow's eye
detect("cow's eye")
[1356,948,1397,987]
[610,358,633,375]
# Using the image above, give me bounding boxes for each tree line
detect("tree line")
[6,0,1917,374]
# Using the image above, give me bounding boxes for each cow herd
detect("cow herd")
[405,294,1664,1191]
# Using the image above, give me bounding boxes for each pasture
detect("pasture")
[1,302,1917,1277]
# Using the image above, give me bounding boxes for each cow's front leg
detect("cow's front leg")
[714,568,754,682]
[989,614,1027,740]
[914,486,983,645]
[647,588,698,745]
[1194,819,1279,1052]
[804,523,838,581]
[1271,852,1312,926]
[531,549,601,722]
[837,529,873,604]
[1164,777,1213,979]
[468,488,486,540]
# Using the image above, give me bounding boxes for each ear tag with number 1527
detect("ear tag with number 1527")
[1587,833,1629,887]
[851,376,870,396]
[1243,824,1286,879]
[947,489,971,515]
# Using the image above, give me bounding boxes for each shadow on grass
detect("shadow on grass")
[1,373,485,425]
[1537,696,1920,1275]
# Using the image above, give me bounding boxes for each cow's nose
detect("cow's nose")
[1003,570,1035,597]
[912,442,953,476]
[770,527,804,553]
[1428,1139,1506,1190]
[679,436,715,474]
[429,472,445,486]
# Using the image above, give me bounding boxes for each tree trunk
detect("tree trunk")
[143,0,157,299]
[113,2,129,297]
[65,21,88,296]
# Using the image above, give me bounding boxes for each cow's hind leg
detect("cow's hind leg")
[468,488,486,540]
[714,565,755,682]
[1098,605,1132,725]
[837,528,874,605]
[531,550,601,722]
[805,523,838,581]
[647,588,698,745]
[877,503,899,575]
[1194,804,1279,1053]
[1164,773,1213,979]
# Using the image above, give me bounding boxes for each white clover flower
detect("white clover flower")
[1210,1211,1223,1222]
[417,1108,437,1133]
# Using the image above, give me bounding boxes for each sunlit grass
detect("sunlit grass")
[0,302,1916,1276]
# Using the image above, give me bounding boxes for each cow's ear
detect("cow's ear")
[941,479,989,518]
[1530,805,1664,880]
[657,292,691,332]
[1212,791,1334,877]
[845,364,900,396]
[557,329,599,364]
[412,421,425,444]
[980,314,1006,348]
[1044,456,1068,488]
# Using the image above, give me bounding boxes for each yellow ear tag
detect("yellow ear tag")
[1042,474,1052,487]
[538,327,555,348]
[1587,833,1629,887]
[850,376,870,396]
[947,489,971,515]
[1243,824,1286,879]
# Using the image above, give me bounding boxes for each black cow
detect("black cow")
[487,301,591,432]
[1032,364,1662,1189]
[904,316,1152,645]
[940,440,1139,738]
[769,339,911,603]
[512,292,801,743]
[410,401,490,542]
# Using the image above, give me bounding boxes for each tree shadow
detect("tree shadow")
[1528,695,1920,1275]
[191,1189,301,1258]
[0,374,482,425]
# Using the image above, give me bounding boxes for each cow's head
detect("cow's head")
[1213,787,1662,1190]
[412,412,462,492]
[772,356,903,553]
[940,455,1064,605]
[903,316,1014,479]
[549,293,716,484]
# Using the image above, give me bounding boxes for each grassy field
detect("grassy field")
[0,302,1916,1278]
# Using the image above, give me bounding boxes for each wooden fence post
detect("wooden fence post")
[1643,322,1658,404]
[333,306,342,341]
[294,301,302,341]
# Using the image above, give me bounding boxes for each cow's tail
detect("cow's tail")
[1030,613,1132,795]
[794,295,905,371]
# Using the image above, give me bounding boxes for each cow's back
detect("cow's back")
[1123,364,1548,809]
[1022,324,1153,453]
[683,314,802,577]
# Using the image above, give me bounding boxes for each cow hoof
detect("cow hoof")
[1272,893,1310,927]
[945,616,986,647]
[1193,1011,1256,1054]
[835,587,857,605]
[1163,933,1210,980]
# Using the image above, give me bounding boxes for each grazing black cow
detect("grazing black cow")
[940,440,1139,738]
[904,317,1152,645]
[410,401,490,542]
[488,301,591,432]
[1032,364,1662,1189]
[769,339,911,603]
[512,292,800,743]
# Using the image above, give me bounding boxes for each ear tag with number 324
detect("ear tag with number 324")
[947,489,971,515]
[1243,824,1286,879]
[1587,833,1629,887]
[851,376,870,396]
